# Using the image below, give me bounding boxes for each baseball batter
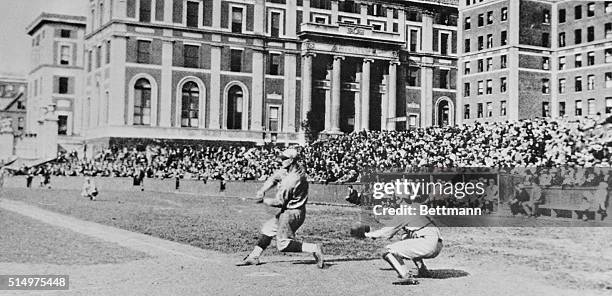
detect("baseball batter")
[366,210,443,285]
[237,148,324,268]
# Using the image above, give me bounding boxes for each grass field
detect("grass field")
[0,208,148,265]
[2,187,612,292]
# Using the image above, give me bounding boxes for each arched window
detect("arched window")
[181,81,199,127]
[227,85,243,129]
[133,78,151,125]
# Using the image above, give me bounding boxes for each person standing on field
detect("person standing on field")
[237,148,324,268]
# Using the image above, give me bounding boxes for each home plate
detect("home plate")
[246,272,282,277]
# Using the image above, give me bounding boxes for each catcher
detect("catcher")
[365,211,443,285]
[237,148,324,268]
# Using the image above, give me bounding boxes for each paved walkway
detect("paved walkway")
[0,199,598,296]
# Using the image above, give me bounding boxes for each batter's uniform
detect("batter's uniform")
[260,166,309,251]
[386,225,443,261]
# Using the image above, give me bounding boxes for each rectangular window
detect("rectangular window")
[486,34,493,48]
[575,5,582,20]
[500,77,507,93]
[559,56,566,70]
[587,52,595,66]
[439,69,450,89]
[478,36,484,50]
[487,11,493,24]
[607,1,612,13]
[559,32,566,47]
[478,14,484,26]
[87,50,92,72]
[410,29,420,52]
[268,106,280,131]
[486,79,493,94]
[464,82,470,96]
[464,61,470,74]
[186,1,199,28]
[587,2,595,17]
[501,30,507,46]
[543,9,550,23]
[407,67,419,86]
[606,97,612,114]
[155,0,164,21]
[606,72,612,88]
[440,32,449,55]
[486,102,493,117]
[486,57,492,71]
[184,44,199,68]
[501,7,508,21]
[268,52,281,75]
[231,7,244,33]
[542,57,550,70]
[500,101,507,116]
[464,104,470,119]
[464,38,470,53]
[559,102,566,116]
[574,29,582,44]
[575,54,582,68]
[477,59,483,72]
[575,76,583,92]
[542,78,550,94]
[137,40,151,64]
[105,40,111,64]
[606,23,612,39]
[559,9,566,23]
[477,103,483,118]
[60,29,71,38]
[559,78,566,94]
[270,11,281,37]
[477,80,484,95]
[575,100,583,116]
[500,55,507,69]
[230,49,242,72]
[542,102,550,117]
[58,115,68,135]
[542,33,550,47]
[464,17,471,30]
[139,0,152,22]
[60,45,71,65]
[588,99,596,115]
[58,77,69,94]
[96,45,102,68]
[607,49,612,63]
[587,26,595,42]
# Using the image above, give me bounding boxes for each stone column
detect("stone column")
[109,35,127,126]
[381,75,388,130]
[330,55,344,133]
[160,36,173,127]
[398,9,406,43]
[354,73,362,131]
[386,8,393,33]
[361,58,373,130]
[421,62,434,127]
[301,53,315,126]
[324,70,333,131]
[303,0,310,23]
[283,53,298,132]
[331,0,338,25]
[387,60,399,130]
[422,10,434,54]
[210,44,222,129]
[251,49,265,131]
[360,3,368,25]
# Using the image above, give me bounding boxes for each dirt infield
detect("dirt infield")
[1,188,611,295]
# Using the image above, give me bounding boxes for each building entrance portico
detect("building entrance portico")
[300,40,401,134]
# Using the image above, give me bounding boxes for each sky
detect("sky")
[0,0,88,77]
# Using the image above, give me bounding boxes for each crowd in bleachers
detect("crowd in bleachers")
[24,116,612,183]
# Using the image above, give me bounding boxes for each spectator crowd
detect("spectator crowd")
[22,116,611,183]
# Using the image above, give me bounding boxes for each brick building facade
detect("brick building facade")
[458,0,612,124]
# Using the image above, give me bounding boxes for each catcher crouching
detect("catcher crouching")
[365,213,443,285]
[237,148,324,268]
